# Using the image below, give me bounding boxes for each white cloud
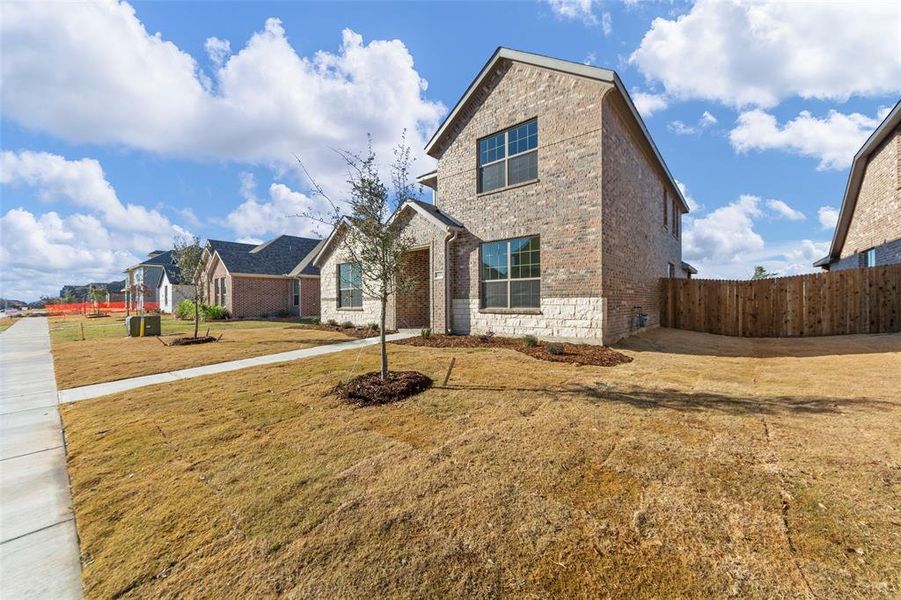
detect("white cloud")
[631,92,668,118]
[765,199,805,221]
[729,107,888,170]
[683,193,827,278]
[0,151,188,299]
[225,174,329,241]
[1,3,445,194]
[630,0,901,107]
[204,36,231,67]
[601,12,612,36]
[818,205,839,230]
[700,111,717,127]
[544,0,600,25]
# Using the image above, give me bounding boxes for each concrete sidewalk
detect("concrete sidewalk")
[58,330,416,404]
[0,318,82,599]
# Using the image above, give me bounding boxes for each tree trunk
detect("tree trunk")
[379,296,388,379]
[194,292,200,339]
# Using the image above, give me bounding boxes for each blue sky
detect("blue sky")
[1,0,899,300]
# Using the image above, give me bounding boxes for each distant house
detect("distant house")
[314,48,692,344]
[59,280,126,302]
[158,262,194,314]
[200,235,322,318]
[815,100,901,271]
[124,250,194,312]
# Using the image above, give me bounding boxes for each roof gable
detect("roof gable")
[207,235,322,277]
[424,47,688,213]
[816,99,901,266]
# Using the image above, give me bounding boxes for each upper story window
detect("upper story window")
[338,263,363,308]
[480,236,540,309]
[860,248,876,268]
[663,189,668,229]
[478,119,538,193]
[667,263,675,278]
[672,200,680,239]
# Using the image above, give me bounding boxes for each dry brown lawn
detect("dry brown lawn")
[50,314,352,389]
[60,329,901,598]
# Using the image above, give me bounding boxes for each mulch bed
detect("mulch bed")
[395,334,633,367]
[86,313,110,319]
[169,335,218,346]
[332,371,433,405]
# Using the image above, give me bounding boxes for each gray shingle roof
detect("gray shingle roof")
[208,235,321,276]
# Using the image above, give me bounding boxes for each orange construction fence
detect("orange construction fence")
[46,302,160,315]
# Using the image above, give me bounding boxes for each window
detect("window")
[860,248,876,268]
[214,278,220,305]
[667,263,675,278]
[292,279,300,307]
[663,189,668,229]
[478,119,538,193]
[221,278,227,305]
[338,263,363,308]
[480,236,540,309]
[672,202,680,238]
[163,286,168,306]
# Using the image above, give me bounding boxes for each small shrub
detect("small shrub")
[522,335,539,347]
[367,322,379,331]
[273,309,291,318]
[545,342,565,355]
[341,320,355,329]
[420,328,431,338]
[174,299,198,320]
[326,318,338,327]
[202,305,230,321]
[311,317,321,325]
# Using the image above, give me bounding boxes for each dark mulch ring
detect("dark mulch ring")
[332,371,433,405]
[169,335,218,346]
[396,334,633,367]
[86,313,110,319]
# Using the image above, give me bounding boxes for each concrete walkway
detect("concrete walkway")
[0,318,82,599]
[58,330,416,404]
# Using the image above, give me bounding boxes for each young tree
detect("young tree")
[173,235,205,339]
[750,265,778,280]
[88,284,107,315]
[299,135,419,379]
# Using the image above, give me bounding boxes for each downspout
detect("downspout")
[444,229,459,334]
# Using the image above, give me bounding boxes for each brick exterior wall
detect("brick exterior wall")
[299,277,320,317]
[600,93,684,343]
[433,59,610,340]
[395,248,431,328]
[833,125,901,270]
[230,276,291,318]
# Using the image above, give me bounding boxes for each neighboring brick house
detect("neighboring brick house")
[200,235,322,318]
[124,250,181,311]
[314,48,692,344]
[814,100,901,271]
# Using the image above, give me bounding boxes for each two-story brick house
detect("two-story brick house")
[314,48,691,344]
[814,100,901,271]
[200,235,322,318]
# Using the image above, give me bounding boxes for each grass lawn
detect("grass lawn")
[61,329,901,598]
[50,314,352,389]
[0,319,15,333]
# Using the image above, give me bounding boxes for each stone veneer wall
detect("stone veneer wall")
[600,93,685,343]
[834,126,901,268]
[432,59,611,340]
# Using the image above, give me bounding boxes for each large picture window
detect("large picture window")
[478,119,538,193]
[338,263,363,308]
[480,236,540,309]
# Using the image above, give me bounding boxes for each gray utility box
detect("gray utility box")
[125,315,161,337]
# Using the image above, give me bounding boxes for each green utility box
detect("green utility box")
[125,315,161,337]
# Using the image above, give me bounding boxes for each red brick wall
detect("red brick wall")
[601,93,684,343]
[395,249,430,328]
[230,276,290,318]
[300,277,320,317]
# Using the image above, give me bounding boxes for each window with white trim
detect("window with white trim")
[214,278,220,305]
[480,236,540,309]
[478,119,538,193]
[338,263,362,308]
[860,248,876,268]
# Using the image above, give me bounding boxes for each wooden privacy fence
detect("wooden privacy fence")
[661,264,901,337]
